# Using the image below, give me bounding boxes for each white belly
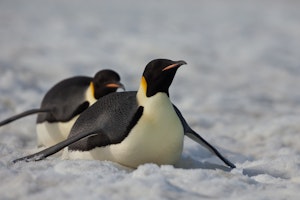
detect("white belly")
[37,87,97,147]
[63,93,184,168]
[36,116,79,147]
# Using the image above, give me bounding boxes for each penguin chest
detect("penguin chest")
[117,109,184,167]
[36,116,78,147]
[107,93,184,168]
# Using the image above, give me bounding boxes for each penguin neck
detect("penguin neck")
[137,77,148,105]
[85,82,97,105]
[137,76,171,107]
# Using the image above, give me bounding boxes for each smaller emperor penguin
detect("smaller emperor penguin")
[0,70,124,147]
[13,59,235,169]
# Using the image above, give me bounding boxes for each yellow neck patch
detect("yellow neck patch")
[137,76,148,105]
[85,82,97,105]
[89,82,95,98]
[140,76,147,94]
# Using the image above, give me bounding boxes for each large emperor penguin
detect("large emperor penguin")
[1,70,124,147]
[13,59,235,169]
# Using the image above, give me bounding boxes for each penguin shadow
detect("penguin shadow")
[176,158,288,179]
[175,156,233,172]
[239,163,289,179]
[174,143,239,171]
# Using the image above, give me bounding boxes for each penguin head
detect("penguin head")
[141,59,187,97]
[92,70,125,99]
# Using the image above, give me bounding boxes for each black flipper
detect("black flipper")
[71,101,90,118]
[12,130,100,163]
[173,105,236,169]
[0,108,51,127]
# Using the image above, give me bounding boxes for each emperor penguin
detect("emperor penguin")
[1,70,124,147]
[13,59,235,169]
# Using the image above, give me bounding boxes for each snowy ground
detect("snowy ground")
[1,0,300,199]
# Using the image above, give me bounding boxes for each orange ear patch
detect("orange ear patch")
[106,83,120,88]
[162,63,178,71]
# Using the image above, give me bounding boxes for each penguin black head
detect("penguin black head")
[92,70,125,99]
[142,59,187,97]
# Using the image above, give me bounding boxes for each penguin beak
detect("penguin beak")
[162,60,187,72]
[106,82,126,91]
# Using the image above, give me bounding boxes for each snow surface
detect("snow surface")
[1,0,300,199]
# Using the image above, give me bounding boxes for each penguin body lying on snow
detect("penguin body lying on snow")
[0,70,124,147]
[13,59,235,169]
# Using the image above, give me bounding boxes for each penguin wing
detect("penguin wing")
[173,105,236,168]
[13,92,142,162]
[37,77,92,123]
[67,91,142,151]
[13,129,99,163]
[0,108,51,127]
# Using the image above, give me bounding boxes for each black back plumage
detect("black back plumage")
[36,76,91,123]
[68,91,143,151]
